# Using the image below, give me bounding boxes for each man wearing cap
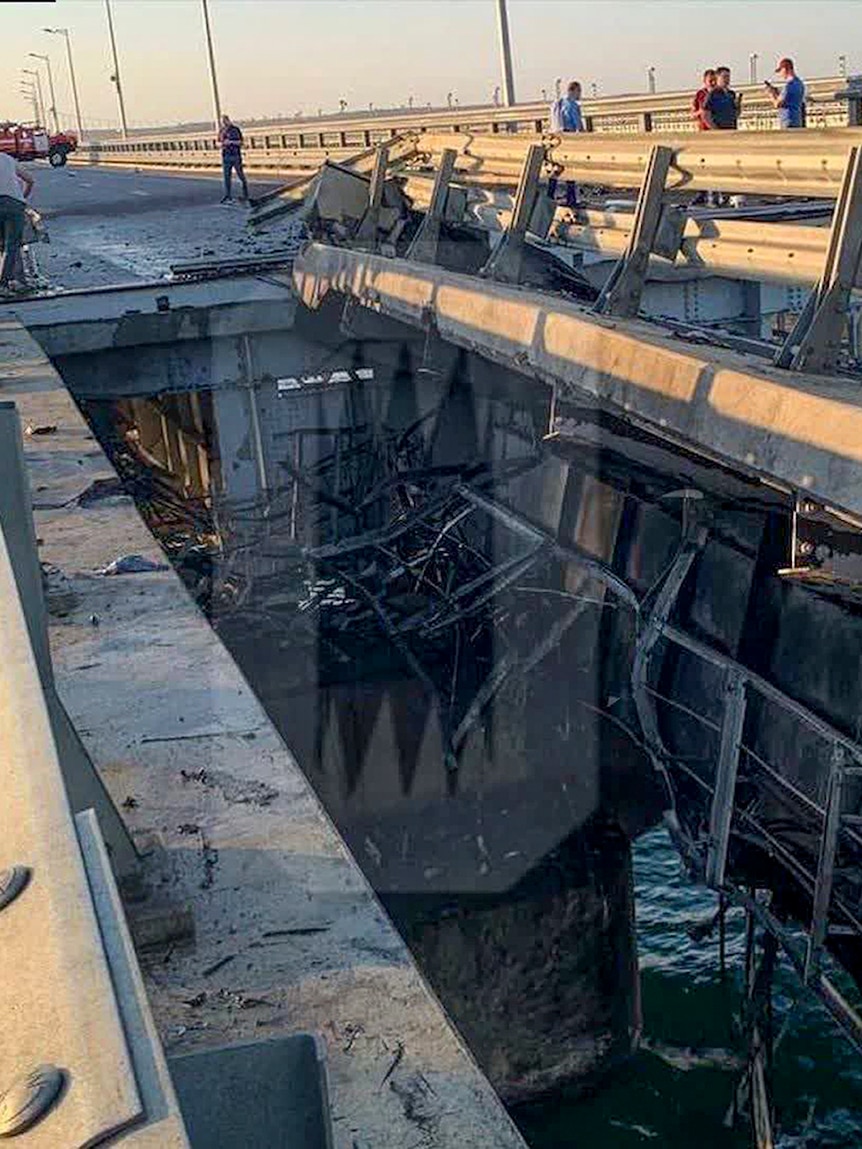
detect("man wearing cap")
[765,58,806,129]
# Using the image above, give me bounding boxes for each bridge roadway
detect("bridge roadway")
[22,164,283,290]
[0,315,527,1140]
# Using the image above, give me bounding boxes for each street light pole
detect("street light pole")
[494,0,516,106]
[22,69,45,126]
[104,0,128,139]
[29,53,59,132]
[647,66,656,94]
[749,53,759,84]
[45,28,85,142]
[20,82,39,125]
[201,0,222,134]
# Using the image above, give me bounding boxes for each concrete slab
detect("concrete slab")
[0,319,526,1149]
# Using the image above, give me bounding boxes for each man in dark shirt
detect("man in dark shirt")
[219,114,249,203]
[703,66,739,130]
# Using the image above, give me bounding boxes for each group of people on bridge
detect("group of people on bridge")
[692,57,806,131]
[546,59,805,208]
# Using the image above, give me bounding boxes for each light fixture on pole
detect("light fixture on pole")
[494,0,516,106]
[749,53,759,84]
[22,68,45,126]
[647,66,656,94]
[45,27,85,141]
[29,52,59,132]
[200,0,222,134]
[104,0,128,139]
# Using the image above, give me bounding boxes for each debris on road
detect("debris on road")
[98,553,169,575]
[77,476,126,506]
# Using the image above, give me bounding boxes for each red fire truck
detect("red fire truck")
[0,123,78,167]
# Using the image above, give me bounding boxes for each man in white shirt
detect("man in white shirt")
[548,80,586,208]
[0,153,34,292]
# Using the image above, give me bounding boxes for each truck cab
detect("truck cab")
[0,123,77,166]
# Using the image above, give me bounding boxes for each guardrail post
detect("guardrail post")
[593,144,676,318]
[835,79,862,126]
[354,143,390,247]
[705,669,747,888]
[406,147,457,264]
[775,145,862,373]
[479,142,546,284]
[803,746,846,982]
[0,403,138,883]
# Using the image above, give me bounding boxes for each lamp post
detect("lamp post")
[22,69,45,126]
[647,66,656,94]
[201,0,222,134]
[104,0,128,139]
[29,53,59,133]
[20,82,39,125]
[749,53,759,84]
[44,28,84,141]
[494,0,516,106]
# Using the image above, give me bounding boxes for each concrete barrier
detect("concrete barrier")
[293,241,862,520]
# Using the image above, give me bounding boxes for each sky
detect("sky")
[1,0,859,131]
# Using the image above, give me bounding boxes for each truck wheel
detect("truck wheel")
[48,148,67,168]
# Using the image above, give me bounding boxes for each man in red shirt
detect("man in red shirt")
[692,69,718,130]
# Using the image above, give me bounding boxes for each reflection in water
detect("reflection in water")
[80,337,862,1143]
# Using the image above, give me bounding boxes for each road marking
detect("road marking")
[131,190,150,197]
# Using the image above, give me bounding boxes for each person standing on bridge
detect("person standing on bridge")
[764,58,806,128]
[0,151,34,294]
[692,69,718,130]
[702,66,740,130]
[549,80,585,208]
[219,114,250,203]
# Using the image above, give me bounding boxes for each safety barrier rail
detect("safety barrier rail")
[399,176,836,287]
[75,75,859,173]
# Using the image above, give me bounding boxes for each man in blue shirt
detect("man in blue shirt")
[549,81,585,207]
[219,114,250,203]
[765,58,806,129]
[703,67,740,130]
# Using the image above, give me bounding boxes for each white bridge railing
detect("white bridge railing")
[77,75,860,176]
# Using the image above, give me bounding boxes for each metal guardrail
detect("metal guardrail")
[78,75,857,164]
[400,178,835,287]
[413,128,862,199]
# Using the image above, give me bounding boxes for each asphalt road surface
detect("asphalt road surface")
[22,162,287,290]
